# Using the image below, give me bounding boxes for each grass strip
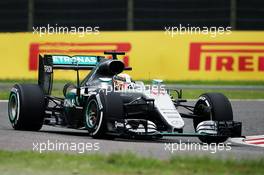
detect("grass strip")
[0,150,263,175]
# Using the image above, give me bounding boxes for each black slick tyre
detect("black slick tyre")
[193,93,233,143]
[8,84,45,131]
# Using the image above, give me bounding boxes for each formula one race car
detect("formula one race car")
[8,51,242,143]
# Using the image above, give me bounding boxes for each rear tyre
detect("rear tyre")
[193,93,233,143]
[8,84,45,131]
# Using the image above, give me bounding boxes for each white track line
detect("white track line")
[0,100,8,102]
[230,99,264,101]
[187,99,264,101]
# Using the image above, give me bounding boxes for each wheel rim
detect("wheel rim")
[86,99,99,128]
[193,98,212,130]
[195,100,212,119]
[8,93,19,122]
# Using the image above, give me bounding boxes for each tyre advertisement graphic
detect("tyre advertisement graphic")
[0,32,264,80]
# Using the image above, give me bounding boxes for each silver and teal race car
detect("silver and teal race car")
[8,51,242,143]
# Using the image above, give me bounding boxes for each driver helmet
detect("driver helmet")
[113,73,132,90]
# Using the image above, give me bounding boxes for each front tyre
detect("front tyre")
[193,93,233,143]
[8,84,45,131]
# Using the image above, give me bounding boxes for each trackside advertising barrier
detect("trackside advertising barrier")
[0,32,264,80]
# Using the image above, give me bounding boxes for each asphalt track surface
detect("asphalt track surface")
[0,100,263,159]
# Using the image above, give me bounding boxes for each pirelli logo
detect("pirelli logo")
[29,42,131,71]
[189,42,264,71]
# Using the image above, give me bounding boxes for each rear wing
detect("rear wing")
[38,52,131,95]
[38,54,101,95]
